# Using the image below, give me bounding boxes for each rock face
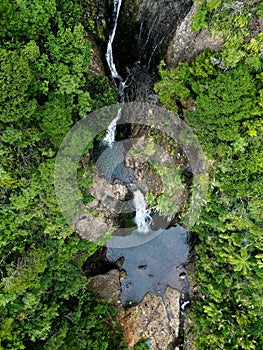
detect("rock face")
[111,0,193,100]
[75,169,129,242]
[119,287,181,349]
[117,0,193,67]
[87,32,105,75]
[89,270,182,350]
[166,2,224,68]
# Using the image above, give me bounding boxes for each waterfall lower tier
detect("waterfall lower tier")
[133,189,152,233]
[96,141,152,232]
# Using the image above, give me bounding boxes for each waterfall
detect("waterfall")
[133,190,152,233]
[103,106,122,147]
[104,0,125,147]
[103,0,154,233]
[105,0,123,82]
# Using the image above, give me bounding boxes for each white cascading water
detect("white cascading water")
[103,106,122,147]
[105,0,123,82]
[133,190,152,233]
[104,0,125,147]
[104,0,152,233]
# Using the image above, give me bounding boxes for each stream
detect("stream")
[91,0,195,348]
[103,0,152,233]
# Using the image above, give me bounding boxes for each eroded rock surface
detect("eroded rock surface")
[166,3,225,68]
[88,269,121,302]
[119,287,181,349]
[75,169,129,242]
[89,269,182,350]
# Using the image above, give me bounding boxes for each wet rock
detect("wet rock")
[119,287,181,349]
[75,212,109,242]
[88,268,182,350]
[112,0,193,100]
[166,3,225,68]
[88,269,121,302]
[83,247,117,277]
[86,32,105,76]
[118,0,193,67]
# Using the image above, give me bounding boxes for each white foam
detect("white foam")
[106,0,123,81]
[103,107,122,147]
[133,190,152,233]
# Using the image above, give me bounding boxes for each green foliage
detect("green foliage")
[191,3,209,32]
[0,1,121,349]
[155,51,217,112]
[0,0,56,41]
[0,46,38,123]
[147,163,185,216]
[134,339,150,349]
[155,60,191,112]
[0,230,126,349]
[155,26,263,349]
[192,0,262,68]
[80,0,108,41]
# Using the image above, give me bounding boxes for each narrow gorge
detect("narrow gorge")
[78,1,208,348]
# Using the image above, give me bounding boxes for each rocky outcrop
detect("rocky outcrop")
[116,0,192,69]
[86,33,105,75]
[75,169,129,242]
[89,270,182,350]
[166,3,225,68]
[110,0,193,100]
[78,134,192,349]
[119,287,181,349]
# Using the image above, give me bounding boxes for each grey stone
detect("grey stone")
[166,3,225,67]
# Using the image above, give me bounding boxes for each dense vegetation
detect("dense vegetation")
[0,1,126,349]
[1,0,262,349]
[155,0,263,349]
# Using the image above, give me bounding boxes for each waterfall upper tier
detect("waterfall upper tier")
[110,0,193,100]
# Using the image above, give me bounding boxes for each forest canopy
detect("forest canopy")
[0,0,262,349]
[0,1,123,349]
[155,0,263,348]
